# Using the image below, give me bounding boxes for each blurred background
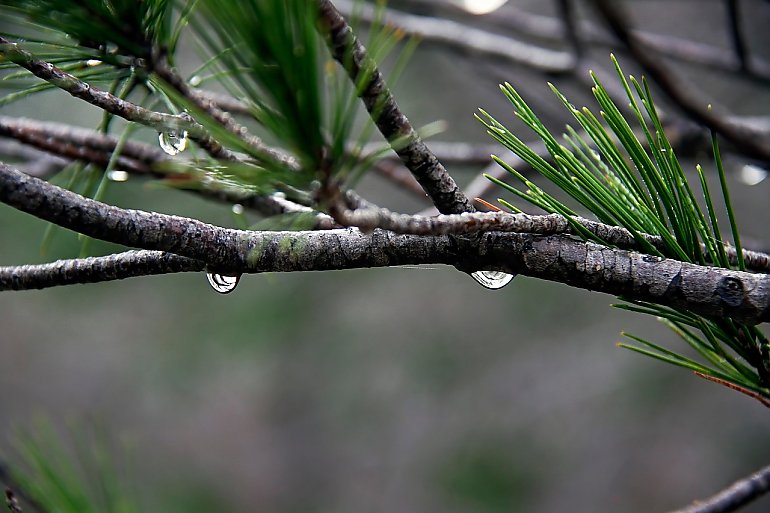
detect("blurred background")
[1,1,770,512]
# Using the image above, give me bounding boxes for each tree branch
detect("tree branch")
[670,463,770,513]
[0,37,238,161]
[0,116,336,227]
[333,0,575,73]
[0,251,203,291]
[591,0,770,164]
[2,162,770,324]
[316,0,475,214]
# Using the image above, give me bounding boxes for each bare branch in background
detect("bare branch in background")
[670,462,770,513]
[591,0,770,164]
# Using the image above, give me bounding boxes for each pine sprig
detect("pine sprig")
[480,56,770,406]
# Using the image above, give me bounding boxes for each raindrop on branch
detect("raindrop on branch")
[470,271,515,290]
[206,272,241,294]
[158,130,188,156]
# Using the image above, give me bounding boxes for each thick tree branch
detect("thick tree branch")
[316,0,474,214]
[0,251,203,291]
[670,463,770,513]
[2,162,770,324]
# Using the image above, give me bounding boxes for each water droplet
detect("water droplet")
[454,0,509,14]
[189,75,202,87]
[231,204,244,215]
[85,59,102,67]
[158,130,188,156]
[207,272,240,294]
[470,271,515,290]
[107,170,129,182]
[740,164,767,186]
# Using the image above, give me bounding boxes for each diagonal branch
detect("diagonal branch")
[316,0,474,214]
[2,161,770,324]
[670,463,770,513]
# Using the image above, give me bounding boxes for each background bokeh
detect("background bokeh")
[1,1,770,512]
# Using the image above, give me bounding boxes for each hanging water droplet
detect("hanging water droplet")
[107,170,129,182]
[206,272,240,294]
[470,271,515,290]
[739,164,768,186]
[231,203,244,215]
[158,130,188,156]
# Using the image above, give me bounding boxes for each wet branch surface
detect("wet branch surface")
[2,162,770,325]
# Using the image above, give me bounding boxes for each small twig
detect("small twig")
[0,37,238,161]
[693,372,770,409]
[0,116,334,227]
[317,0,475,214]
[669,461,770,513]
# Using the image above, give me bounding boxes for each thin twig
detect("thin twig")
[0,37,238,161]
[0,116,334,227]
[669,462,770,513]
[317,0,475,214]
[151,62,300,171]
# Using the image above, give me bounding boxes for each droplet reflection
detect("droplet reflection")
[206,272,240,294]
[470,271,515,290]
[158,130,188,156]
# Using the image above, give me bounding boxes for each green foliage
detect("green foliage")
[0,0,173,59]
[6,419,138,513]
[479,56,770,405]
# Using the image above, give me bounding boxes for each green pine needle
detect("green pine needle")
[481,57,769,406]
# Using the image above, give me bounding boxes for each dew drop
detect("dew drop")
[739,164,767,186]
[470,271,515,290]
[158,130,188,156]
[206,272,240,294]
[231,203,244,215]
[107,170,129,182]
